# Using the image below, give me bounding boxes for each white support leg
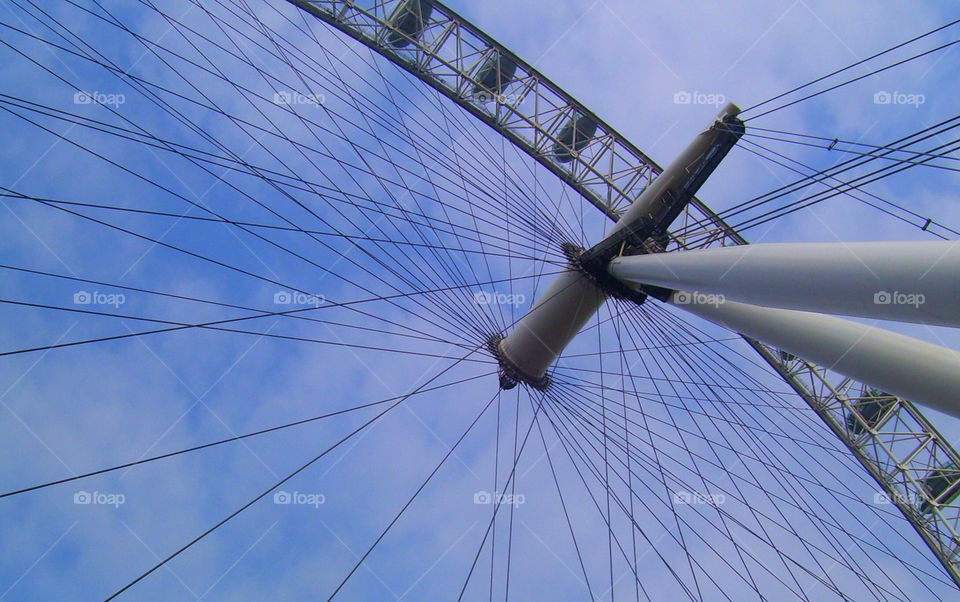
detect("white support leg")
[608,241,960,327]
[665,291,960,419]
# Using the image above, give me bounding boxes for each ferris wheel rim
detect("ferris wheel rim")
[281,0,960,588]
[1,0,958,597]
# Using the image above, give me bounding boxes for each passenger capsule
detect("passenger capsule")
[553,113,598,163]
[845,389,895,435]
[778,350,796,363]
[471,52,518,103]
[919,460,960,514]
[386,0,433,48]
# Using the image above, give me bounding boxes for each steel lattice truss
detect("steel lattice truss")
[286,0,960,585]
[286,0,737,250]
[751,342,960,584]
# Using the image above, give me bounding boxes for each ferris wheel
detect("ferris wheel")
[0,0,959,599]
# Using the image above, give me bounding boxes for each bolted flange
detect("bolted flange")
[487,333,549,391]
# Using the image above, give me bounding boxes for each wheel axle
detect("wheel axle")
[491,103,744,388]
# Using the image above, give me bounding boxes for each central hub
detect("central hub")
[491,242,668,391]
[489,103,744,390]
[561,242,665,305]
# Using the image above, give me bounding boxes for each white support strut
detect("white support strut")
[663,291,960,419]
[608,241,960,327]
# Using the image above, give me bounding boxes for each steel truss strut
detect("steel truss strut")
[285,0,960,586]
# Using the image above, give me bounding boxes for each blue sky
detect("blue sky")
[1,0,959,599]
